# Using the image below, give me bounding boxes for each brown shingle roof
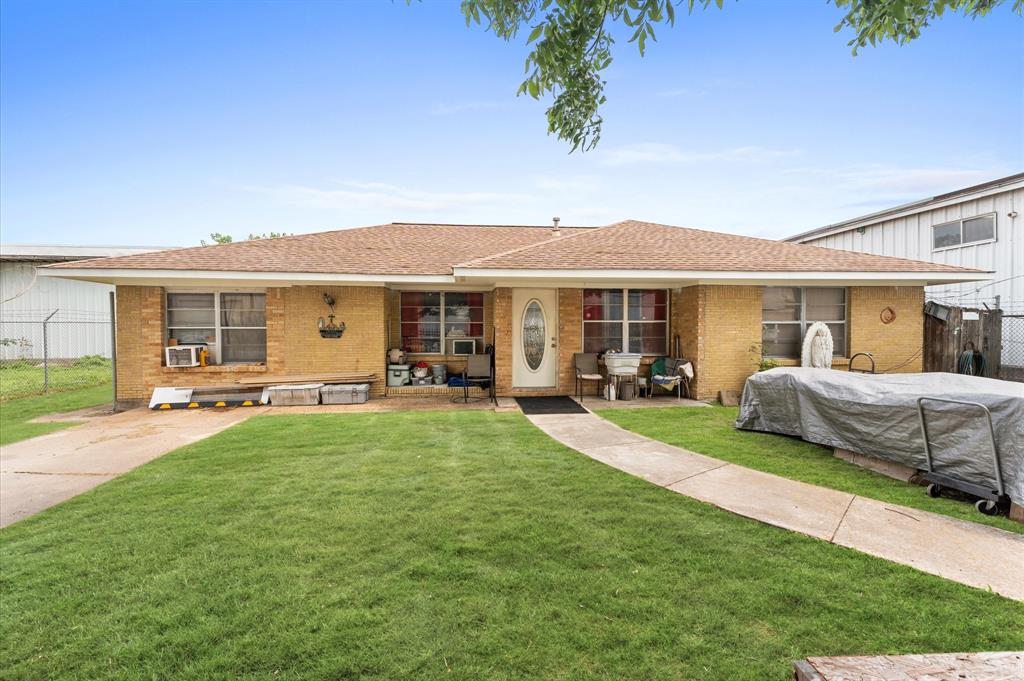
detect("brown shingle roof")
[49,220,980,276]
[48,223,592,275]
[459,220,979,273]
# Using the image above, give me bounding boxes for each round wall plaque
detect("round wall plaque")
[880,306,897,324]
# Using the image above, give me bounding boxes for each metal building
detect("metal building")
[786,173,1023,371]
[1,244,164,360]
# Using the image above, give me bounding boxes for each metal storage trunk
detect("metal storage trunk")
[268,383,324,406]
[321,384,369,405]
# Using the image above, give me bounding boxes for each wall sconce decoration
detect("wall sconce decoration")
[318,293,346,338]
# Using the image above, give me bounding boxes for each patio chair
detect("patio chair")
[459,353,494,404]
[573,353,603,400]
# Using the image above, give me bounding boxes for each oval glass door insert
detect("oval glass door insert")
[522,300,546,371]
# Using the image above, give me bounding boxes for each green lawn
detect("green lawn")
[0,356,112,401]
[1,412,1021,680]
[596,406,1024,534]
[0,384,112,446]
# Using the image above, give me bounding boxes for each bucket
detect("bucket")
[619,381,634,400]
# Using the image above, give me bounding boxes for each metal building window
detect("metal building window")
[932,213,996,250]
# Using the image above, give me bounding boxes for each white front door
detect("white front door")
[512,288,559,388]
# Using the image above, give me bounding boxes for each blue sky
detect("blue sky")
[1,0,1021,247]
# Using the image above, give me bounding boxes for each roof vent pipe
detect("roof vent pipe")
[552,216,561,236]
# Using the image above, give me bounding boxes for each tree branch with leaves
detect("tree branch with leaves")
[460,0,1021,152]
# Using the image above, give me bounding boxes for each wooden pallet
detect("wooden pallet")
[235,373,376,386]
[794,651,1023,680]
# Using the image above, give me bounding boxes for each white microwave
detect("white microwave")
[451,339,476,355]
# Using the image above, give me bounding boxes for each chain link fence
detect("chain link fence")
[1000,314,1024,383]
[0,309,113,400]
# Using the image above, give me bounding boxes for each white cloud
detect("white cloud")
[839,166,996,194]
[598,143,801,167]
[244,180,529,213]
[428,100,504,116]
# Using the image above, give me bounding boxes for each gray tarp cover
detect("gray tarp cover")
[735,368,1024,505]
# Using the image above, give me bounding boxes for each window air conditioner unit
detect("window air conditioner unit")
[165,345,204,367]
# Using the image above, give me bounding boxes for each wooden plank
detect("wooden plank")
[800,651,1023,680]
[235,374,376,386]
[792,660,824,681]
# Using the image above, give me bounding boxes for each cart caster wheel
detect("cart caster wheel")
[926,484,942,498]
[975,500,998,516]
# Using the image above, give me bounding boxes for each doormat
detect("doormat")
[515,396,589,415]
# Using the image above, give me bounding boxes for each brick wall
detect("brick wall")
[113,286,147,400]
[848,286,924,372]
[493,287,513,394]
[697,286,763,400]
[114,285,388,405]
[115,283,925,406]
[672,284,925,400]
[670,285,703,381]
[276,286,388,395]
[557,288,584,395]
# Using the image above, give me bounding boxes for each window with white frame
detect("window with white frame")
[932,213,996,250]
[762,287,846,359]
[400,292,484,354]
[166,292,267,364]
[583,289,668,354]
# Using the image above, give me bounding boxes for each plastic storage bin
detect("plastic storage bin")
[268,383,324,406]
[603,352,642,375]
[387,364,411,387]
[320,384,369,405]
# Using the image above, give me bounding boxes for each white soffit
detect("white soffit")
[39,266,992,289]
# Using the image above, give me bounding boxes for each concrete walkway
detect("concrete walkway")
[0,407,267,528]
[526,411,1024,601]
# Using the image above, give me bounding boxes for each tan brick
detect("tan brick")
[115,283,926,405]
[114,285,388,403]
[848,286,924,373]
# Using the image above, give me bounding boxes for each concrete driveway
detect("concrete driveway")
[0,407,266,528]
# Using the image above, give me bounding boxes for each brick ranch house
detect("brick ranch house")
[41,220,989,408]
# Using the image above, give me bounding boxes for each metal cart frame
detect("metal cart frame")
[916,396,1011,516]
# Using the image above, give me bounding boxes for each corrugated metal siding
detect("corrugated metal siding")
[0,261,113,359]
[797,187,1023,366]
